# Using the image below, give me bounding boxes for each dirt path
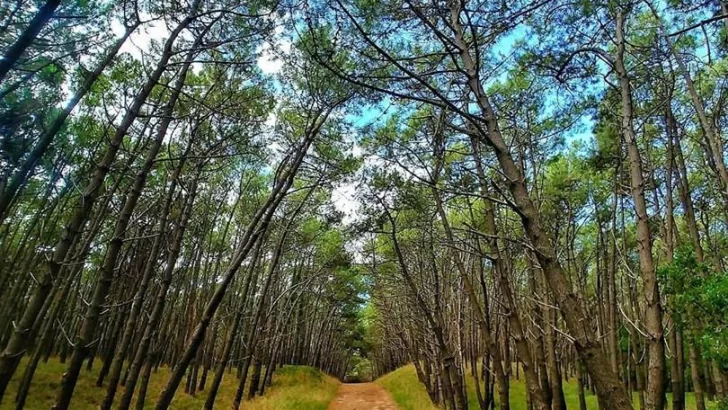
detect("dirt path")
[327,383,400,410]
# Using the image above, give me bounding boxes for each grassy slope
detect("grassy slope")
[0,359,339,410]
[375,365,438,410]
[377,364,716,410]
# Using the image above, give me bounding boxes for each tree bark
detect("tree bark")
[0,23,138,224]
[613,9,665,410]
[445,4,635,407]
[116,174,200,410]
[154,107,328,410]
[100,132,192,410]
[0,4,199,399]
[0,0,61,84]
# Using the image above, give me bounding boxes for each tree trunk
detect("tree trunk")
[0,0,61,84]
[100,138,191,408]
[0,24,138,223]
[689,342,707,410]
[155,116,324,410]
[613,9,665,410]
[51,26,203,407]
[446,4,634,407]
[0,5,198,399]
[116,175,200,410]
[203,239,264,410]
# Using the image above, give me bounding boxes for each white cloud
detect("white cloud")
[265,110,277,127]
[257,16,292,74]
[257,42,284,74]
[110,16,170,60]
[332,181,359,225]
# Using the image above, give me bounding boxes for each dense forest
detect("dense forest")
[0,0,727,409]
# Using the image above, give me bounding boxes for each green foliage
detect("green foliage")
[659,247,728,367]
[345,353,373,382]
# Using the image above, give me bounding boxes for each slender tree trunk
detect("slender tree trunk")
[528,258,552,408]
[100,136,192,410]
[13,253,81,410]
[0,4,199,399]
[94,308,126,385]
[51,28,203,408]
[133,339,159,410]
[203,239,264,410]
[664,102,686,410]
[689,342,707,410]
[429,153,513,409]
[444,4,634,407]
[231,191,318,409]
[546,305,565,410]
[608,168,621,381]
[466,133,547,409]
[247,355,263,400]
[116,175,200,410]
[154,113,326,410]
[613,9,665,410]
[0,0,61,84]
[0,24,138,223]
[577,360,588,410]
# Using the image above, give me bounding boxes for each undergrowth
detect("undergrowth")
[376,364,716,410]
[0,358,339,410]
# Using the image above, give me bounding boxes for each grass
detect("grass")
[375,365,438,410]
[0,358,339,410]
[376,364,718,410]
[244,366,340,410]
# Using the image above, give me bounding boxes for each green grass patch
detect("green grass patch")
[0,358,339,410]
[375,365,438,410]
[245,365,340,410]
[377,364,717,410]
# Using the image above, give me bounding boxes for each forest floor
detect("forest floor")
[376,365,718,410]
[2,359,718,409]
[0,359,339,410]
[327,383,399,410]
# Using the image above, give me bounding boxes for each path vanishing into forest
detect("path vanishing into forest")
[327,383,399,410]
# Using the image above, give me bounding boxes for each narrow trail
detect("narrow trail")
[327,383,399,410]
